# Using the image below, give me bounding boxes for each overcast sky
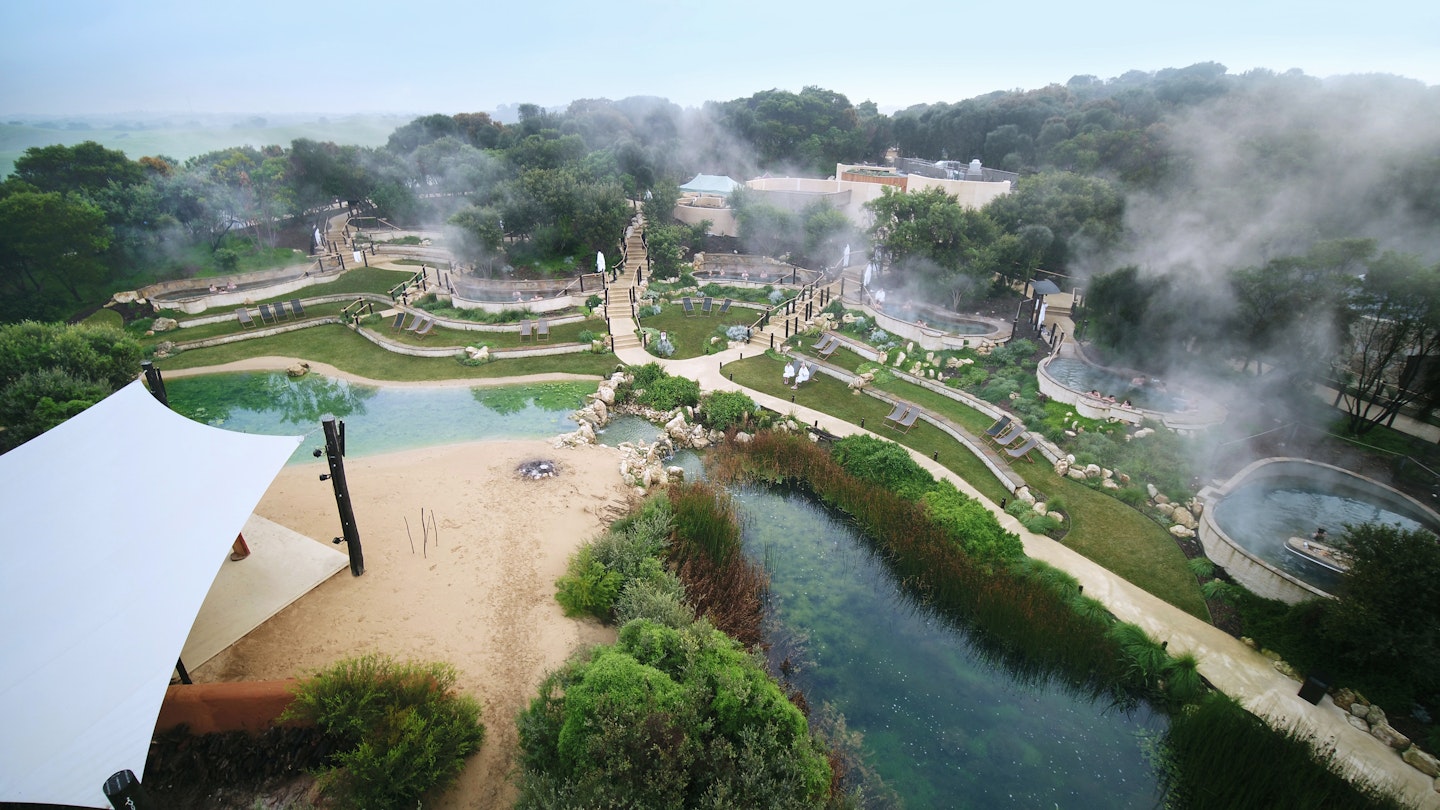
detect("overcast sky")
[2,0,1435,116]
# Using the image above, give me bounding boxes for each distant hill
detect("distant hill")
[0,113,411,176]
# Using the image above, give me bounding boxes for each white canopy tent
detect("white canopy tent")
[678,174,741,195]
[0,380,301,807]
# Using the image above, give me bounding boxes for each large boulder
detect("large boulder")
[1171,507,1198,530]
[665,412,689,441]
[287,362,311,378]
[1053,459,1071,477]
[1366,704,1388,727]
[595,382,616,405]
[1169,525,1196,539]
[1371,723,1410,750]
[1402,746,1440,777]
[465,345,490,362]
[1067,468,1089,482]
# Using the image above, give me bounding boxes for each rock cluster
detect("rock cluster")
[1331,688,1440,787]
[463,345,490,362]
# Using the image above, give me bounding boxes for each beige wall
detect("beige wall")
[669,170,1012,238]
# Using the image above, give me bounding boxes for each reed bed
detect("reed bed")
[710,432,1133,692]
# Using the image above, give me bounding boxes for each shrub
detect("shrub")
[630,362,666,389]
[283,654,484,810]
[831,434,935,501]
[638,303,662,317]
[639,375,700,410]
[767,288,788,304]
[515,620,831,808]
[867,327,890,344]
[555,547,624,619]
[821,298,845,316]
[613,574,693,628]
[575,329,598,344]
[649,335,676,358]
[1005,499,1061,534]
[922,479,1024,564]
[585,293,603,310]
[724,324,750,341]
[700,390,756,431]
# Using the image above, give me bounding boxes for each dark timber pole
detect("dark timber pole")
[141,361,167,406]
[322,417,364,576]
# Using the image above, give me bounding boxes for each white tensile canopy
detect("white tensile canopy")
[0,380,300,807]
[678,174,741,195]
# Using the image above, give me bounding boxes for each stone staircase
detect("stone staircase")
[606,211,647,352]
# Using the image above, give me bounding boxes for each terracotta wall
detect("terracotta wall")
[154,679,304,736]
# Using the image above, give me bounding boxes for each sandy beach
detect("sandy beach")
[193,437,630,808]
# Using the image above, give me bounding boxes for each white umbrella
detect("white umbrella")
[596,252,605,273]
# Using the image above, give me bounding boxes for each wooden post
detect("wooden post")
[322,418,364,576]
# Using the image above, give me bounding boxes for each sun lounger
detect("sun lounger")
[537,319,550,341]
[519,320,533,341]
[405,313,426,332]
[888,406,921,434]
[258,303,276,323]
[271,301,288,320]
[983,415,1013,439]
[414,317,436,339]
[718,298,733,315]
[818,335,840,359]
[882,401,907,424]
[290,298,306,318]
[397,312,419,331]
[235,308,256,329]
[682,297,695,316]
[390,311,407,330]
[811,333,835,352]
[990,422,1026,447]
[1005,434,1040,462]
[701,296,714,316]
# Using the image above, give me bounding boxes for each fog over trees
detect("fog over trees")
[1,64,1436,420]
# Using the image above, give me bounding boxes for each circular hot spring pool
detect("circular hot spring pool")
[1209,460,1440,593]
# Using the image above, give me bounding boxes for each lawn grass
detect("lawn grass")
[728,348,1210,620]
[638,304,755,359]
[153,267,415,325]
[356,313,608,350]
[151,323,618,381]
[724,356,1012,507]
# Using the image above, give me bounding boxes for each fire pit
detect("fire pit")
[516,459,559,480]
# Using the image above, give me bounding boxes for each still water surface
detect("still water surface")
[736,486,1165,808]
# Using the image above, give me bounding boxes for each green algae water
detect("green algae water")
[165,372,591,463]
[735,485,1166,808]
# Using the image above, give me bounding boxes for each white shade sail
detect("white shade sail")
[0,381,301,807]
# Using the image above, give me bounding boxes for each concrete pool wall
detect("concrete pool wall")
[1197,457,1440,603]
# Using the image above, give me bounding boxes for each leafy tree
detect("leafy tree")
[0,321,142,450]
[1321,524,1440,698]
[385,113,461,154]
[447,205,505,265]
[865,186,1001,306]
[1338,253,1440,435]
[730,187,801,259]
[984,171,1125,274]
[0,191,112,310]
[11,141,145,194]
[717,86,870,173]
